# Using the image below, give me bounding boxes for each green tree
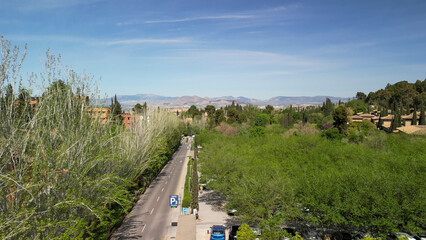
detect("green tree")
[419,106,425,125]
[110,94,123,123]
[132,103,143,114]
[333,105,348,134]
[227,108,240,124]
[321,128,343,140]
[187,105,200,118]
[214,109,225,125]
[382,108,388,117]
[412,106,417,125]
[190,155,199,212]
[265,105,274,114]
[323,98,334,117]
[238,113,247,123]
[236,224,256,240]
[356,92,367,101]
[205,105,216,118]
[346,99,367,114]
[254,113,269,127]
[390,112,402,131]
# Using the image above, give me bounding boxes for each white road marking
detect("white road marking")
[165,181,168,184]
[141,224,146,233]
[157,196,160,202]
[162,188,164,192]
[150,208,154,215]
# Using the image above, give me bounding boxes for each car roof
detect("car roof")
[212,225,225,230]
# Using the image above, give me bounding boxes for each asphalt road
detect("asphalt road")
[110,137,190,240]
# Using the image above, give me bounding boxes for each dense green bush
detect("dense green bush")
[321,128,343,140]
[198,130,425,235]
[249,126,266,137]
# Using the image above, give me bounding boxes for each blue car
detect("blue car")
[210,225,226,240]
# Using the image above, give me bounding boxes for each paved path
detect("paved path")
[110,137,192,240]
[196,190,240,240]
[176,215,196,240]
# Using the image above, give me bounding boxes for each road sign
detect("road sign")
[169,195,178,207]
[183,208,187,213]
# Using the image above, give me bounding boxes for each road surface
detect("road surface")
[110,137,191,240]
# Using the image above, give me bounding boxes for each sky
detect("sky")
[1,0,426,99]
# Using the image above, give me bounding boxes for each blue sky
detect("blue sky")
[1,0,426,99]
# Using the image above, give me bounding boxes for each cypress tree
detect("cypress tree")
[110,94,123,123]
[412,107,417,125]
[420,106,425,125]
[323,98,333,116]
[190,147,199,213]
[378,115,383,129]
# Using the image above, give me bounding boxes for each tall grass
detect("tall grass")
[0,37,182,239]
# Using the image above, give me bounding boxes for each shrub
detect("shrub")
[320,128,343,140]
[236,223,257,240]
[249,126,266,137]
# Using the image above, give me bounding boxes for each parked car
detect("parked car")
[227,208,238,216]
[210,225,226,240]
[229,225,240,239]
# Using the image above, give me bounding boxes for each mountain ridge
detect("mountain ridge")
[116,94,348,108]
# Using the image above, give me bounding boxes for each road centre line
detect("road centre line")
[141,224,146,233]
[162,188,164,192]
[157,196,160,202]
[150,208,154,215]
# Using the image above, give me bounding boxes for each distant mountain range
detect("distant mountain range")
[116,94,348,109]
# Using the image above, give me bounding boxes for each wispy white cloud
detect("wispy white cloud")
[117,14,254,26]
[264,6,287,12]
[7,34,191,46]
[103,38,190,46]
[116,5,289,27]
[155,48,329,71]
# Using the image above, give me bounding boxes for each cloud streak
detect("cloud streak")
[103,38,190,46]
[117,14,254,26]
[7,34,191,46]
